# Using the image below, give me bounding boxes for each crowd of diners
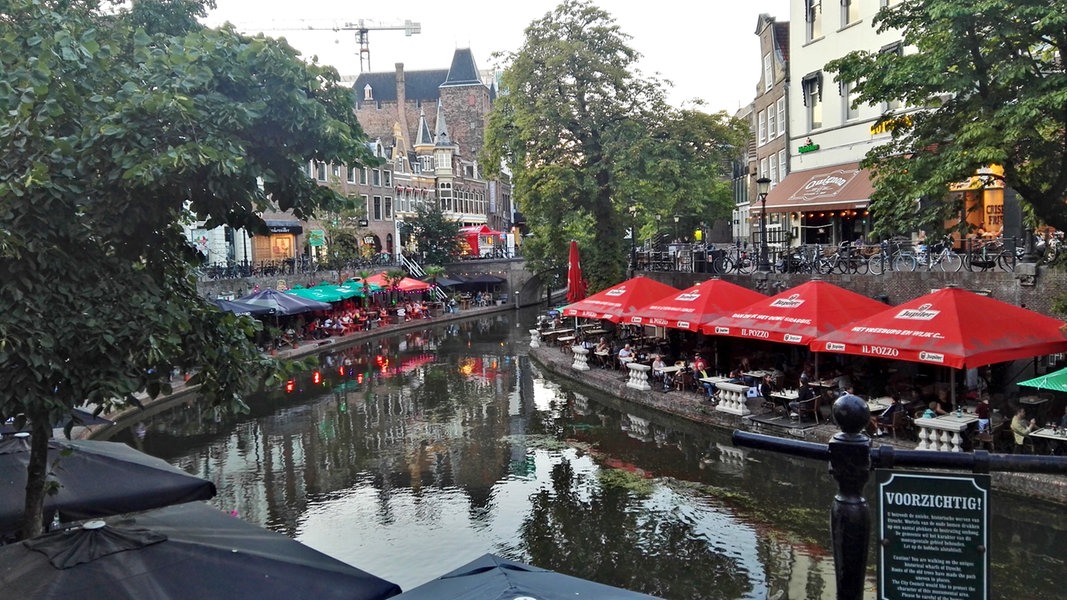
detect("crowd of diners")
[263,298,434,350]
[538,313,1062,454]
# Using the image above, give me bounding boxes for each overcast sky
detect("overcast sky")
[203,0,790,113]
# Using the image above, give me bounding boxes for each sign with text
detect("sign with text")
[878,470,990,600]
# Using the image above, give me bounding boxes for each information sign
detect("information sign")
[877,470,990,600]
[308,229,325,247]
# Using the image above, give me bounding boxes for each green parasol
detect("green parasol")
[1017,367,1067,393]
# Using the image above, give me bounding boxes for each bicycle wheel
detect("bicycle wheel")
[893,253,917,272]
[814,256,834,275]
[851,256,869,275]
[938,251,962,272]
[997,252,1015,272]
[868,254,886,275]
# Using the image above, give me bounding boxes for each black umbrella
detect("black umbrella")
[393,553,659,599]
[0,502,402,600]
[214,298,277,316]
[0,434,216,539]
[237,288,330,316]
[421,275,463,288]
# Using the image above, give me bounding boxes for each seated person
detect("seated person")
[617,343,634,369]
[916,401,941,419]
[594,337,610,354]
[788,380,816,417]
[651,355,667,389]
[869,395,905,437]
[692,353,708,375]
[757,374,780,412]
[1011,406,1037,453]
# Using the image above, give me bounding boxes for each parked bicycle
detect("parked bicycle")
[963,236,1017,272]
[722,242,756,275]
[815,241,869,275]
[914,235,962,272]
[867,237,916,274]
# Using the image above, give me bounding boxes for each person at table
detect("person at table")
[651,355,667,389]
[757,374,780,412]
[788,379,816,417]
[617,343,634,369]
[594,337,610,354]
[933,388,954,414]
[1011,406,1037,453]
[869,395,905,437]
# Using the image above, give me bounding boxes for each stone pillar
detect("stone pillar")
[571,346,591,371]
[625,362,652,391]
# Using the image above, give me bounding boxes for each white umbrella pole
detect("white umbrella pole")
[951,369,957,410]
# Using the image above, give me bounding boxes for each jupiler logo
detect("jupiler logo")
[770,294,805,309]
[783,334,802,343]
[677,321,691,329]
[895,303,940,321]
[825,342,846,351]
[675,292,701,302]
[714,326,730,335]
[919,351,945,363]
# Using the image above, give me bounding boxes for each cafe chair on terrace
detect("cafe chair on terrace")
[797,397,820,424]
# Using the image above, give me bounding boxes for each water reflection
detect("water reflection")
[108,310,1066,599]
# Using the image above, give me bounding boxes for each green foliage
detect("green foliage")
[825,0,1067,236]
[484,0,746,291]
[413,203,462,265]
[0,0,369,539]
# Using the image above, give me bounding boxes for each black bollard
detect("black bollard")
[829,393,871,600]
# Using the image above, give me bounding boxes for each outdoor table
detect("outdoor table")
[1029,427,1067,455]
[556,336,576,352]
[769,389,798,415]
[593,351,612,368]
[914,411,979,452]
[585,328,608,336]
[866,396,894,415]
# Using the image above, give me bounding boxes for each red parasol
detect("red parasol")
[704,279,890,345]
[812,286,1067,369]
[364,273,431,292]
[566,240,588,303]
[562,276,678,323]
[627,278,767,332]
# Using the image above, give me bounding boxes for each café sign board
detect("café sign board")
[878,470,990,600]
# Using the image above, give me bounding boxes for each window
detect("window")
[346,166,356,184]
[359,168,367,185]
[843,81,861,121]
[763,53,773,92]
[759,157,769,182]
[384,196,393,219]
[880,42,904,111]
[372,169,381,186]
[805,0,822,41]
[767,107,777,140]
[776,98,786,138]
[383,171,392,187]
[758,110,767,145]
[438,181,452,212]
[331,164,341,178]
[360,194,369,217]
[777,149,787,180]
[372,196,382,220]
[769,155,778,185]
[841,0,859,26]
[802,72,823,130]
[315,161,327,181]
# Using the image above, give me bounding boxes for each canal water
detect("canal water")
[107,309,1066,599]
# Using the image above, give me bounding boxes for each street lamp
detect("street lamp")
[756,176,772,272]
[628,202,638,276]
[673,215,680,241]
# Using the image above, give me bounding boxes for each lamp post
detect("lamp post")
[756,176,772,272]
[673,215,680,241]
[628,203,638,277]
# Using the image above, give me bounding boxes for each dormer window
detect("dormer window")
[363,84,373,101]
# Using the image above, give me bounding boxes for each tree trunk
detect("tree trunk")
[19,418,51,540]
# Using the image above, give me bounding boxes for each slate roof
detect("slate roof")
[353,69,449,105]
[441,48,481,87]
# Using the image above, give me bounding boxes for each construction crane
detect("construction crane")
[238,19,421,73]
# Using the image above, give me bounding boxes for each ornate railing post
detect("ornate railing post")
[828,393,872,600]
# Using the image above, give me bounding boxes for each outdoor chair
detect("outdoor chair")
[881,410,906,439]
[797,396,821,424]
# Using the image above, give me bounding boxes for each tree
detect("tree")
[413,203,462,266]
[0,0,372,539]
[484,0,745,291]
[825,0,1067,236]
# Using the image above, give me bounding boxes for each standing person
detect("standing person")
[1010,406,1037,453]
[975,395,992,433]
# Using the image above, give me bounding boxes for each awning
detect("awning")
[761,162,874,213]
[264,219,303,234]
